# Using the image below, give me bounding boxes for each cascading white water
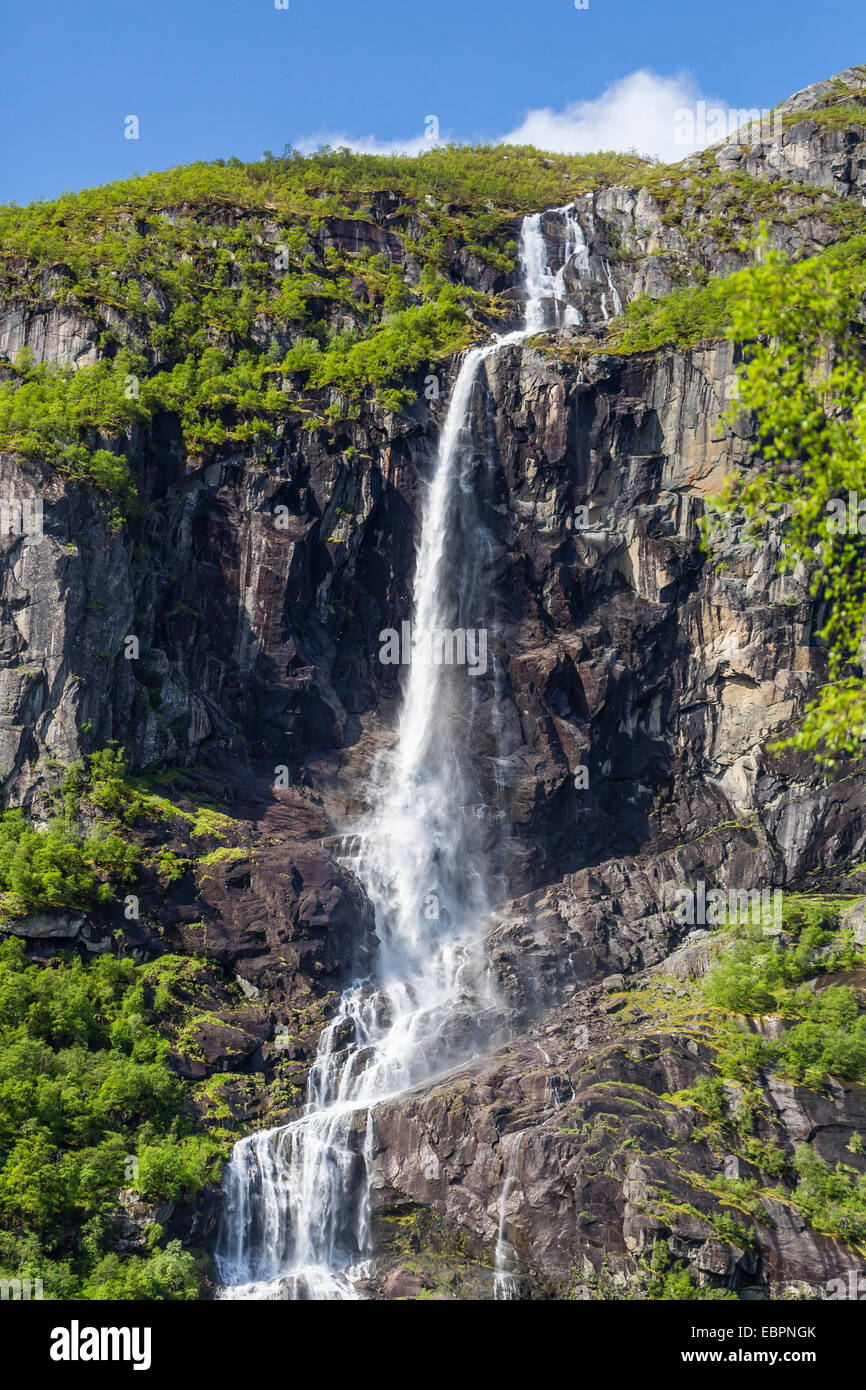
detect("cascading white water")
[493,1130,526,1300]
[215,204,605,1301]
[600,257,623,323]
[520,205,588,332]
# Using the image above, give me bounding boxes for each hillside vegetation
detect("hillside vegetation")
[0,146,650,496]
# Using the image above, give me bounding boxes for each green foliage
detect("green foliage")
[645,1241,736,1300]
[151,848,190,884]
[740,1137,790,1178]
[644,907,866,1260]
[707,231,866,761]
[135,1134,222,1202]
[783,103,866,134]
[5,139,865,501]
[63,746,242,857]
[0,806,138,919]
[282,287,468,410]
[686,1075,730,1122]
[606,201,866,772]
[606,276,737,353]
[79,1240,199,1300]
[0,147,650,278]
[0,939,222,1298]
[71,744,140,818]
[777,75,866,137]
[790,1145,866,1251]
[641,157,866,253]
[697,902,866,1088]
[605,197,866,358]
[703,911,843,1015]
[0,349,139,501]
[0,145,652,486]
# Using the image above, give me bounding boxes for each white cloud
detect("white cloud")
[294,131,441,157]
[498,70,727,161]
[294,70,730,163]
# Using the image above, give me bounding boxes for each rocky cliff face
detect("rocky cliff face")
[2,69,866,1298]
[709,65,866,199]
[369,951,866,1299]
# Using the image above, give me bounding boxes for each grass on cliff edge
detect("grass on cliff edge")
[0,145,650,496]
[1,140,864,505]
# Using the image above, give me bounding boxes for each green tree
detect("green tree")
[711,232,866,761]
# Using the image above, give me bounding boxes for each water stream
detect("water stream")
[215,204,602,1301]
[493,1131,526,1300]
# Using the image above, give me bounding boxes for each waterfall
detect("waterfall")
[520,205,588,332]
[215,206,592,1302]
[600,257,623,322]
[493,1131,526,1300]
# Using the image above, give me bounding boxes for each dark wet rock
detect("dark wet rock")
[6,911,87,939]
[381,1268,428,1299]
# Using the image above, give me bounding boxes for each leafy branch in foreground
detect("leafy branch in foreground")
[708,231,866,761]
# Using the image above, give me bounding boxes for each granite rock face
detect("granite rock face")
[711,66,866,200]
[369,970,866,1298]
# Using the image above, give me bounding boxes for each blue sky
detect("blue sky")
[1,0,861,205]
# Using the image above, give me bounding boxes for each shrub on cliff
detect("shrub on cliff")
[700,912,866,1087]
[0,939,223,1298]
[606,276,738,352]
[0,807,138,919]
